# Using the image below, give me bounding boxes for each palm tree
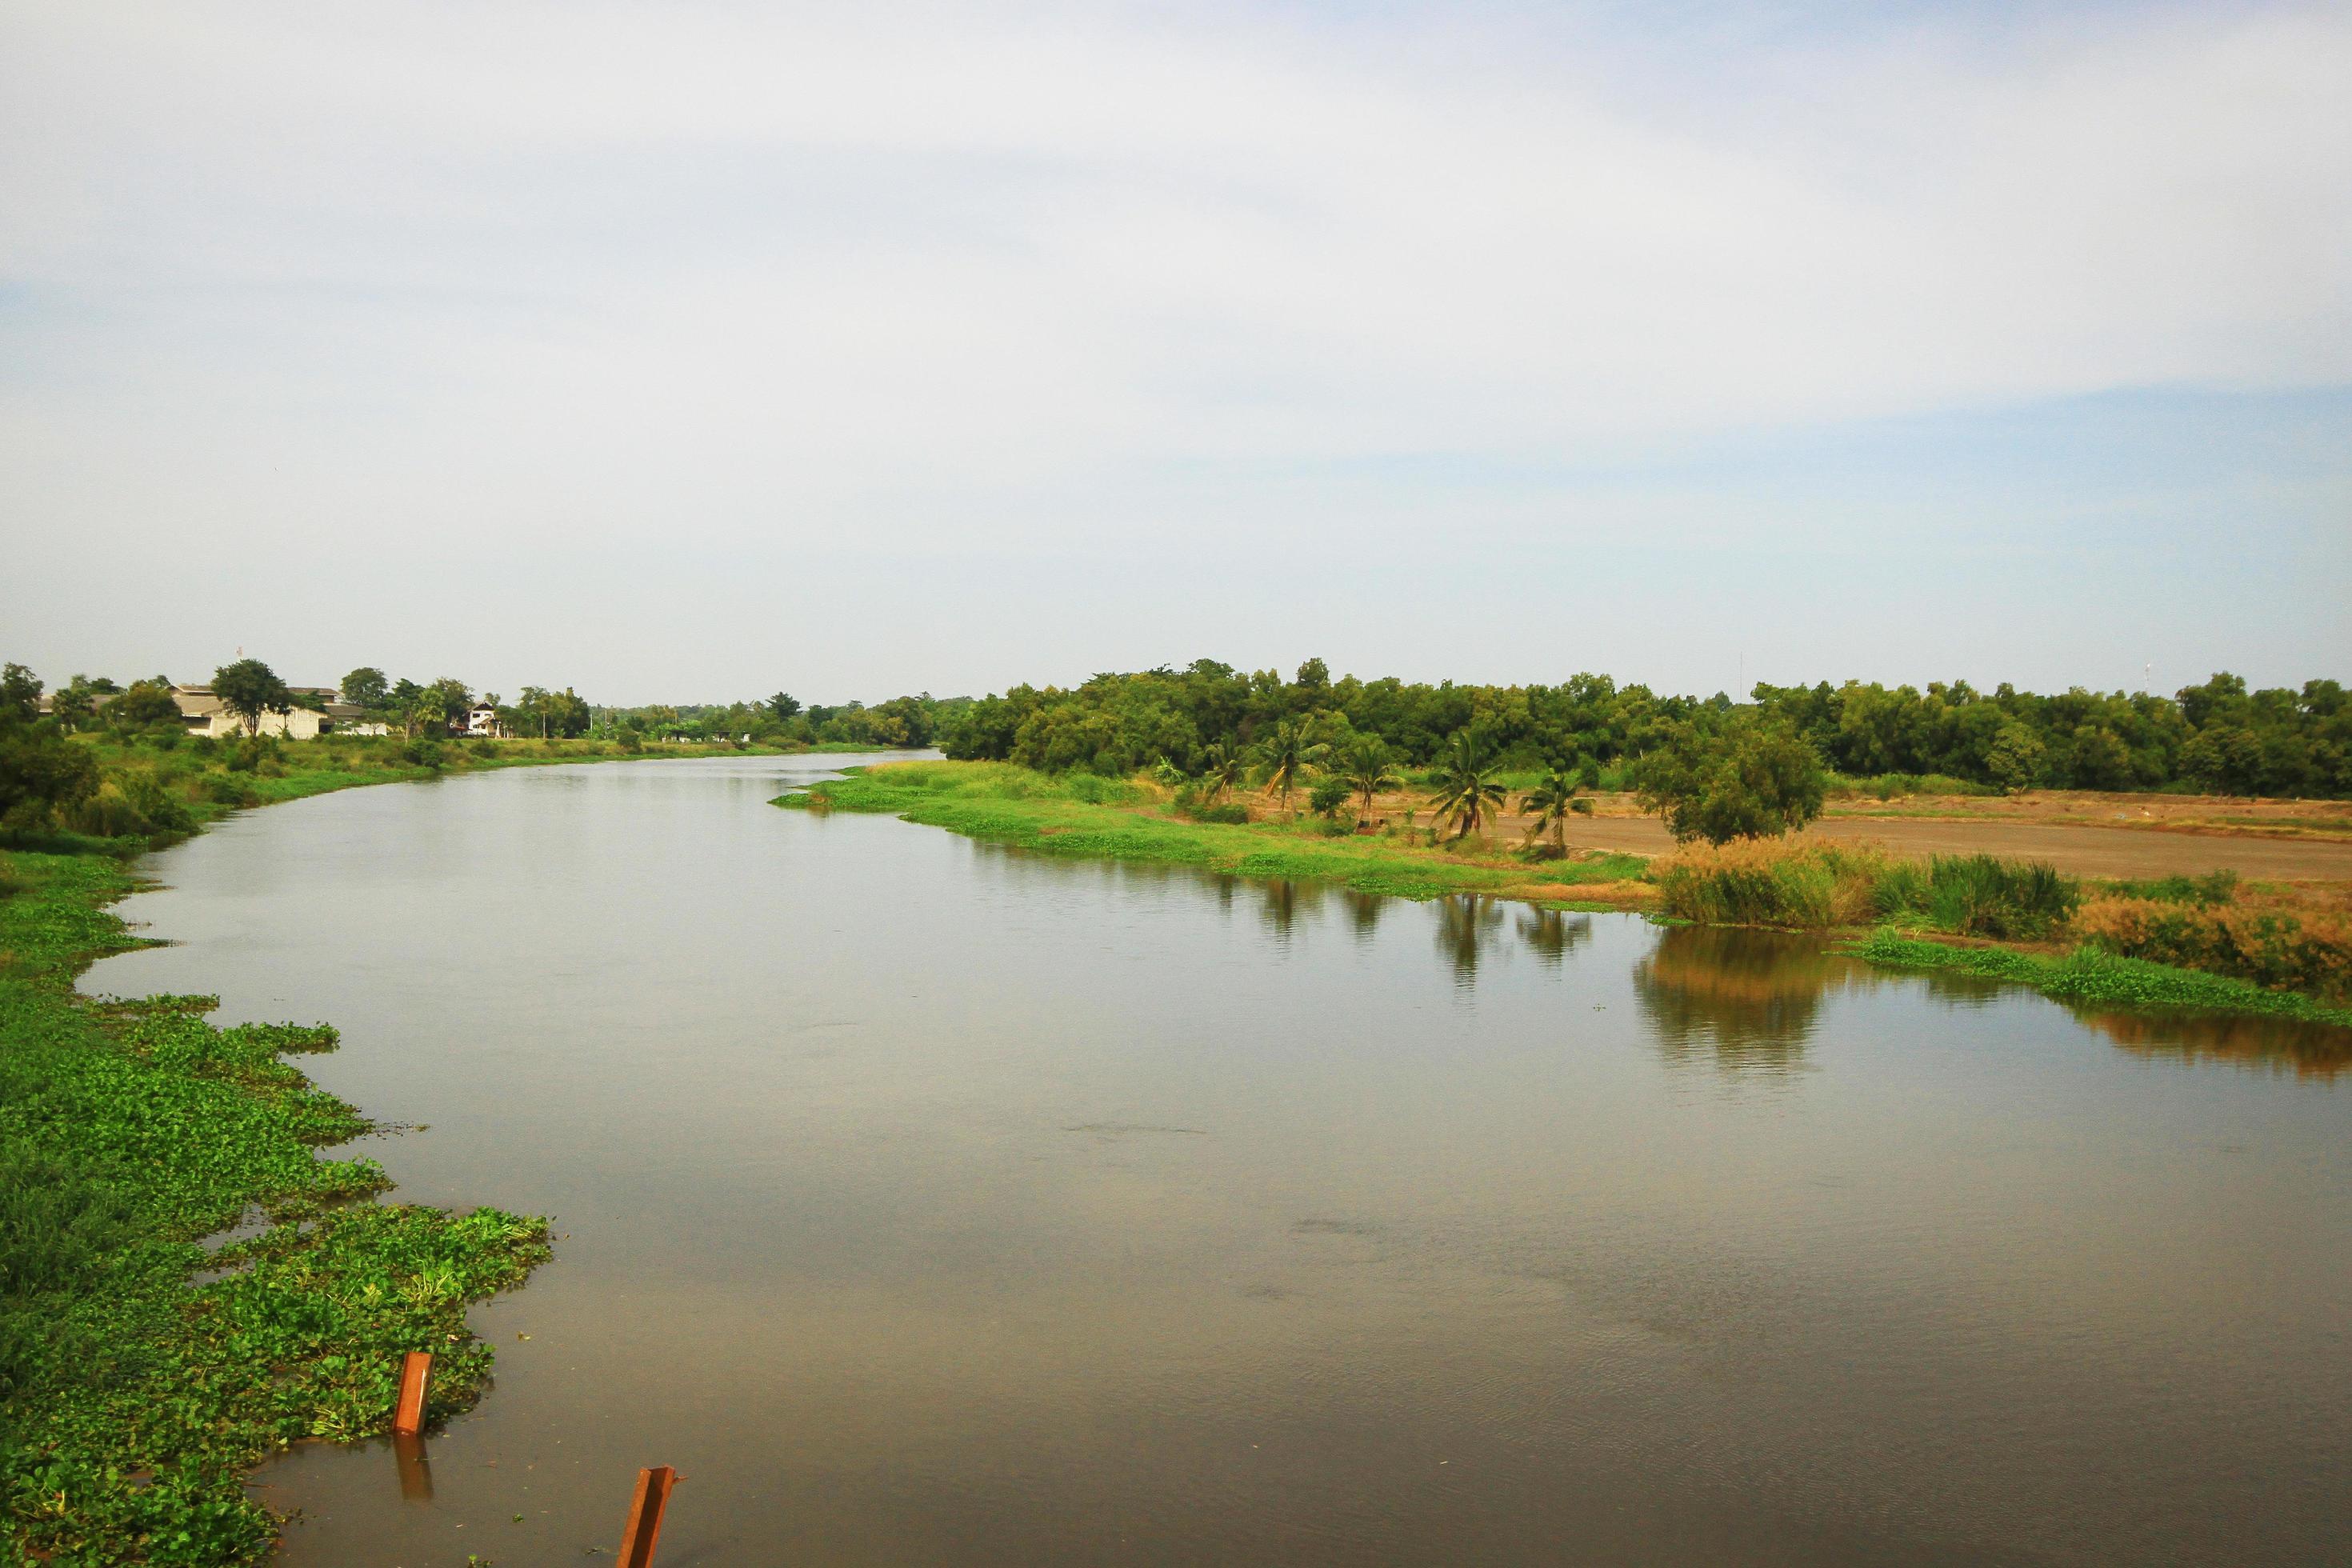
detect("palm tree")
[1518,765,1585,854]
[1337,736,1402,825]
[1426,728,1506,841]
[1198,742,1245,802]
[1250,716,1329,810]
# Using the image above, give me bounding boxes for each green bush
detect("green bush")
[2102,870,2239,906]
[1875,854,2079,939]
[202,774,262,808]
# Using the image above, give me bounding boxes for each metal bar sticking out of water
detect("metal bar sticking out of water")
[618,1465,678,1567]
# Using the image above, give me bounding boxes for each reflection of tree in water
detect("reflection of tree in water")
[1633,926,1856,1073]
[1342,890,1386,942]
[1516,908,1592,967]
[1259,879,1320,938]
[2072,1007,2350,1080]
[1433,894,1506,981]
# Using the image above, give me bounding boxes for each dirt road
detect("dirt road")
[1554,816,2352,881]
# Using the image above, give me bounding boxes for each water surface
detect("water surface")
[84,756,2352,1565]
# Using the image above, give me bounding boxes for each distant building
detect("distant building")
[462,701,506,738]
[168,684,386,739]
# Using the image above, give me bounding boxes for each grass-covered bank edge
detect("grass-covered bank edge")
[1848,930,2352,1030]
[780,761,2352,1033]
[7,758,878,1559]
[775,760,1650,906]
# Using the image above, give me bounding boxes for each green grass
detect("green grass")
[1874,854,2080,939]
[1850,928,2352,1030]
[2098,870,2240,906]
[778,761,1649,904]
[0,851,552,1561]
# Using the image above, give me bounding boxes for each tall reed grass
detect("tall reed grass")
[1874,854,2080,938]
[1650,839,2079,938]
[2077,898,2352,1004]
[1648,839,1890,927]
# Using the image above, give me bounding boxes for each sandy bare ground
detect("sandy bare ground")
[1548,814,2352,882]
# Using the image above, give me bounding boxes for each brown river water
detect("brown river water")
[81,755,2352,1566]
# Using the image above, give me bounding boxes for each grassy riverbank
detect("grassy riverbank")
[0,851,553,1562]
[1851,930,2352,1030]
[0,739,834,1562]
[782,760,2352,1031]
[36,733,806,853]
[776,760,1650,905]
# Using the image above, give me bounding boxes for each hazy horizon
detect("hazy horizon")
[6,1,2347,706]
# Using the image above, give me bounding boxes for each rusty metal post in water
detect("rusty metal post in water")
[617,1465,678,1568]
[392,1351,432,1437]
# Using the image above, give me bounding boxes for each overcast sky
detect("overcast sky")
[3,0,2346,706]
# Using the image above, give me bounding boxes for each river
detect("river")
[81,754,2352,1565]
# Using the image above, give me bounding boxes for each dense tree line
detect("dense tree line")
[940,661,2352,797]
[604,691,966,748]
[1750,674,2350,796]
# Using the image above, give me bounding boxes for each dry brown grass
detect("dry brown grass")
[2076,896,2352,1003]
[1649,838,1894,928]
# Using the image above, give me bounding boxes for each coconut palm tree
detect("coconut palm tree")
[1518,765,1586,854]
[1198,742,1245,802]
[1426,728,1506,841]
[1336,736,1402,825]
[1250,716,1329,810]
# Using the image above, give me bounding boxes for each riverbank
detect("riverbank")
[39,733,812,854]
[0,745,853,1563]
[778,761,2352,1032]
[0,850,552,1562]
[776,760,1652,906]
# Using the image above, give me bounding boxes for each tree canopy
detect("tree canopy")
[210,660,293,736]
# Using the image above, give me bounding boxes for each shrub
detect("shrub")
[1182,802,1250,825]
[2103,870,2238,907]
[1877,854,2080,939]
[202,775,262,808]
[57,775,193,841]
[2077,898,2352,1003]
[1308,777,1351,818]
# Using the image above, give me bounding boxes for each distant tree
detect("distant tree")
[0,665,98,829]
[112,678,182,730]
[0,664,41,722]
[1426,728,1508,841]
[2180,724,2264,798]
[549,688,590,738]
[212,659,293,737]
[1518,765,1588,854]
[341,666,390,709]
[768,692,802,722]
[1198,741,1244,802]
[1308,775,1352,818]
[1335,736,1401,824]
[1985,722,2047,795]
[48,678,98,733]
[1632,719,1826,844]
[1250,714,1329,809]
